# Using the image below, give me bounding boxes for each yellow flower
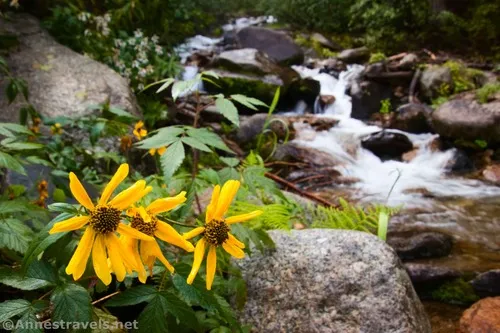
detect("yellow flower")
[183,180,262,290]
[133,121,147,140]
[50,123,63,135]
[148,146,167,156]
[48,164,154,285]
[122,191,194,283]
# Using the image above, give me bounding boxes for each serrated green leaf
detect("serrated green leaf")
[105,285,157,307]
[136,127,184,149]
[47,203,79,214]
[25,156,53,167]
[181,137,212,152]
[215,98,239,127]
[0,123,33,136]
[137,294,169,333]
[219,157,240,167]
[0,218,34,253]
[185,128,233,154]
[51,283,92,323]
[0,140,44,150]
[0,151,25,175]
[201,71,219,79]
[0,260,56,291]
[156,78,175,93]
[160,291,201,332]
[230,94,267,110]
[107,107,137,120]
[171,79,200,101]
[15,308,43,333]
[0,299,30,322]
[160,140,185,181]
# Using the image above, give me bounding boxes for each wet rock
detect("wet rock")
[458,297,500,333]
[350,80,393,120]
[470,270,500,298]
[402,149,419,162]
[419,66,453,100]
[214,48,278,75]
[274,142,342,166]
[432,96,500,144]
[392,103,433,134]
[397,53,419,70]
[311,32,343,51]
[387,232,453,260]
[0,14,139,123]
[361,131,413,159]
[237,229,432,333]
[363,62,386,76]
[446,149,474,173]
[337,46,370,64]
[405,263,461,284]
[318,95,336,109]
[482,165,500,185]
[236,27,304,66]
[185,50,214,67]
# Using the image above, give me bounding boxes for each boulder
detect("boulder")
[405,263,461,284]
[0,14,139,123]
[397,53,419,70]
[237,229,431,333]
[388,232,453,260]
[214,48,279,75]
[470,270,500,298]
[361,131,413,159]
[235,27,304,65]
[350,80,393,120]
[482,165,500,185]
[432,96,500,143]
[458,297,500,333]
[311,32,343,51]
[337,46,370,64]
[391,103,433,134]
[274,142,342,167]
[419,66,453,100]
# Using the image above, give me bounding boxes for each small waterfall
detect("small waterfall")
[291,66,500,207]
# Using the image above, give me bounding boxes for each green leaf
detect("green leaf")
[107,107,138,120]
[230,94,257,110]
[0,299,30,322]
[0,140,44,150]
[171,78,200,101]
[215,98,239,127]
[25,156,53,167]
[160,291,201,332]
[6,80,19,104]
[377,210,389,241]
[15,309,43,333]
[22,213,73,270]
[0,261,56,291]
[105,285,157,307]
[0,200,32,214]
[136,127,184,149]
[160,139,185,181]
[181,137,212,152]
[186,128,233,153]
[219,157,240,167]
[0,218,34,253]
[47,203,79,214]
[0,151,25,175]
[156,78,175,93]
[90,121,106,145]
[0,123,33,137]
[201,71,220,79]
[50,283,92,323]
[137,294,169,333]
[268,87,280,116]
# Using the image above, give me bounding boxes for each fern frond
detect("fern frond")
[229,201,292,230]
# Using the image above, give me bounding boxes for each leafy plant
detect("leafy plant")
[476,82,500,103]
[379,98,391,114]
[369,52,386,64]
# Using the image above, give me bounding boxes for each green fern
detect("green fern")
[307,198,400,234]
[229,201,292,230]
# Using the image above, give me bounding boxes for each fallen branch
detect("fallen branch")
[265,172,338,208]
[409,68,421,103]
[387,52,407,62]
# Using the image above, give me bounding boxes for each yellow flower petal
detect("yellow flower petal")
[157,146,167,155]
[108,180,153,210]
[69,173,94,210]
[99,164,129,205]
[139,239,155,274]
[227,232,245,249]
[147,192,187,215]
[117,223,154,241]
[222,241,245,259]
[149,239,175,273]
[66,227,95,280]
[124,238,147,283]
[225,210,263,225]
[187,239,206,285]
[206,185,220,223]
[138,206,151,222]
[105,234,127,282]
[134,121,144,130]
[92,235,111,286]
[148,148,156,156]
[155,221,194,252]
[183,227,205,240]
[206,246,217,290]
[213,180,240,221]
[49,216,89,234]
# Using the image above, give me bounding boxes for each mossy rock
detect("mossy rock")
[430,278,479,305]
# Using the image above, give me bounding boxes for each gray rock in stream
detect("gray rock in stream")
[236,229,432,333]
[470,270,500,298]
[419,66,453,100]
[388,232,453,260]
[0,13,139,123]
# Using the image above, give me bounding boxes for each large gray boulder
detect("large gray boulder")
[214,48,279,75]
[432,94,500,143]
[419,66,453,100]
[236,27,304,66]
[0,14,139,123]
[237,229,431,333]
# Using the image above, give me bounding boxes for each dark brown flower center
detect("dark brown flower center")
[131,215,158,236]
[89,205,121,234]
[204,219,229,246]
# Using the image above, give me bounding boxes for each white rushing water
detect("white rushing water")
[292,65,500,207]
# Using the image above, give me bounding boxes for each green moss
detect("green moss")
[379,98,391,114]
[431,278,479,305]
[369,52,387,64]
[294,35,338,58]
[476,82,500,103]
[444,60,484,94]
[207,75,279,105]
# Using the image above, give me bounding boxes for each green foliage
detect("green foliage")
[379,98,391,114]
[444,61,483,94]
[474,139,488,149]
[476,82,500,103]
[369,52,387,64]
[431,278,479,305]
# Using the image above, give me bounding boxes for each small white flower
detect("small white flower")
[132,60,140,68]
[84,29,92,36]
[137,83,145,91]
[104,13,112,22]
[128,38,136,46]
[151,35,159,44]
[134,29,143,38]
[155,45,163,55]
[138,68,147,77]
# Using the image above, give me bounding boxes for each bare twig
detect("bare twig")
[265,172,338,208]
[92,291,121,305]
